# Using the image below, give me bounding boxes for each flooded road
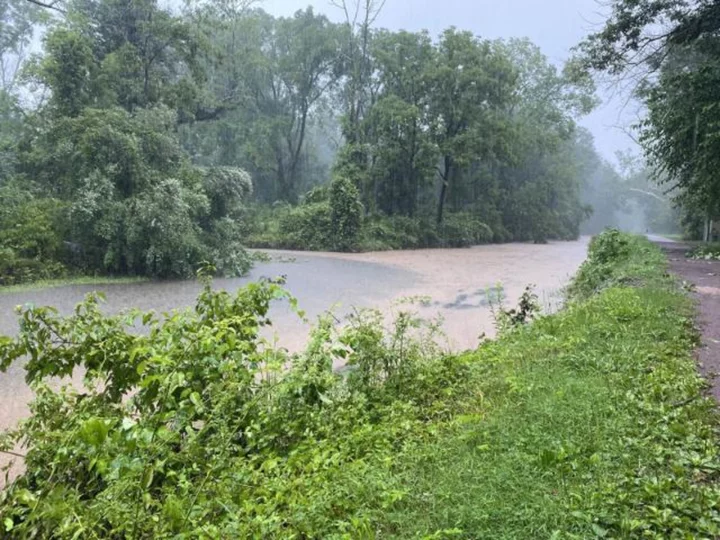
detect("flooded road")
[0,238,589,439]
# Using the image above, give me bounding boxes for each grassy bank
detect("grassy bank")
[378,231,720,537]
[0,275,150,294]
[2,231,719,538]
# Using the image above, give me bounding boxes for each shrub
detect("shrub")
[567,228,666,300]
[329,176,363,251]
[0,279,469,537]
[439,212,493,247]
[0,187,68,285]
[587,227,631,264]
[278,202,333,250]
[360,215,423,250]
[204,217,253,277]
[688,243,720,261]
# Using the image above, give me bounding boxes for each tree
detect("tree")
[330,0,385,146]
[578,0,720,239]
[427,29,516,224]
[491,39,596,241]
[1,0,48,181]
[1,0,47,92]
[184,7,343,202]
[362,30,437,216]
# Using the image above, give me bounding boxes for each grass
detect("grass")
[371,233,720,537]
[0,275,149,294]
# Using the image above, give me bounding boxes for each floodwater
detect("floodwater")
[0,238,589,468]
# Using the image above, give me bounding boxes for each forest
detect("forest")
[0,0,677,285]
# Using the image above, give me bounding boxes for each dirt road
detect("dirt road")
[657,240,720,400]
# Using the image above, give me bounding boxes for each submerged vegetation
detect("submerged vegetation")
[1,230,718,537]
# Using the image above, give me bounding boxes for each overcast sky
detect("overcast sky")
[261,0,641,164]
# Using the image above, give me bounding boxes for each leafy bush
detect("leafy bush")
[277,202,334,250]
[567,228,657,300]
[360,215,423,250]
[200,167,252,221]
[255,203,496,252]
[0,278,471,537]
[360,212,493,251]
[439,212,493,247]
[587,227,631,264]
[203,217,253,277]
[329,176,363,251]
[0,248,66,286]
[13,107,255,282]
[688,243,720,261]
[0,186,68,285]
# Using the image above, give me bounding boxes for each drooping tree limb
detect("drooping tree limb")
[24,0,65,13]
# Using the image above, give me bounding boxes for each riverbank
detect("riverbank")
[0,275,149,294]
[2,231,719,537]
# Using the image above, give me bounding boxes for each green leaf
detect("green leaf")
[142,467,154,489]
[190,391,203,411]
[80,418,110,447]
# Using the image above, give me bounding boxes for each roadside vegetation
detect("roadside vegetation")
[578,0,720,241]
[689,244,720,261]
[1,230,718,537]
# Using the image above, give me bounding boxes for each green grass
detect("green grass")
[0,275,149,294]
[375,234,720,537]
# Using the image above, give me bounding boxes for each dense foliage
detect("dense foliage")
[0,0,255,283]
[239,29,602,249]
[1,231,718,537]
[1,0,659,280]
[579,0,720,240]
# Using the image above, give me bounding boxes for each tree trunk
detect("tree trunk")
[437,156,452,225]
[704,213,711,242]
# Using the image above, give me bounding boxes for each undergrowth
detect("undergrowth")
[688,243,720,261]
[1,230,719,538]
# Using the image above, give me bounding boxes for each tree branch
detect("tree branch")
[24,0,65,13]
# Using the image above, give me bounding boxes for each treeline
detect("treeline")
[579,0,720,241]
[1,0,622,283]
[184,4,602,249]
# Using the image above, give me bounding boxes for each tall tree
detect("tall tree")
[184,7,343,202]
[579,0,720,238]
[362,30,436,216]
[330,0,385,146]
[428,29,515,224]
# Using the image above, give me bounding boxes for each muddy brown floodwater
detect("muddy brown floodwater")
[0,238,589,479]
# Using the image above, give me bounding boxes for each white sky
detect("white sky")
[261,0,642,164]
